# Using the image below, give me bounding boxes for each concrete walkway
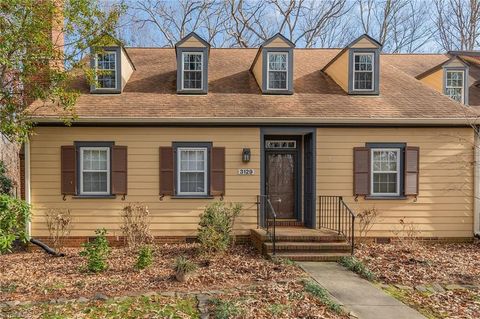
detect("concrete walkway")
[299,262,425,319]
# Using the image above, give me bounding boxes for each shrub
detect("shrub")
[197,201,242,254]
[121,203,153,249]
[135,245,153,270]
[339,256,376,281]
[303,280,343,314]
[357,207,380,244]
[173,256,197,282]
[0,194,30,254]
[45,208,72,250]
[0,161,13,195]
[79,228,110,273]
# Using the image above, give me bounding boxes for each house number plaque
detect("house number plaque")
[238,169,255,175]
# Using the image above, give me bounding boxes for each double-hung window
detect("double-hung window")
[182,52,203,90]
[371,148,400,196]
[445,70,464,103]
[96,51,117,89]
[267,52,288,90]
[79,147,110,195]
[353,52,374,91]
[177,147,208,195]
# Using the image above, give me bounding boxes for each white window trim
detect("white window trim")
[353,52,375,92]
[177,147,208,196]
[370,148,400,196]
[181,52,203,91]
[445,69,465,104]
[79,147,111,195]
[95,51,118,90]
[266,52,288,90]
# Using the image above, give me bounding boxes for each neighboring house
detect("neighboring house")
[26,33,480,259]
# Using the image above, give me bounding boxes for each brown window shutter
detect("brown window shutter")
[61,146,76,195]
[404,146,420,196]
[210,147,225,196]
[353,147,370,196]
[112,146,128,195]
[159,147,174,196]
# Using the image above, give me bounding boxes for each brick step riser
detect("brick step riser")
[263,246,351,253]
[260,236,346,243]
[268,254,348,262]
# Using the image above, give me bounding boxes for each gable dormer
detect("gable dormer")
[417,55,469,104]
[175,32,210,94]
[250,34,295,94]
[90,37,135,94]
[323,34,382,95]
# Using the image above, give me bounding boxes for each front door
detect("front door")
[266,151,297,219]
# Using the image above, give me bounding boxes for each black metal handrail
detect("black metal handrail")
[256,195,277,256]
[318,196,356,254]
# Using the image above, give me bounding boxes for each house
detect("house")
[25,32,480,260]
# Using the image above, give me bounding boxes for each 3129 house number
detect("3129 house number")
[238,169,255,175]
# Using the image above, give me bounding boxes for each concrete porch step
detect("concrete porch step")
[268,251,351,262]
[251,228,346,243]
[264,241,351,253]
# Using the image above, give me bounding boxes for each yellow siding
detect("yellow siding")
[177,37,206,48]
[317,127,474,238]
[30,127,260,237]
[120,48,134,90]
[324,50,349,92]
[351,38,378,48]
[420,69,443,93]
[252,50,263,89]
[264,38,291,48]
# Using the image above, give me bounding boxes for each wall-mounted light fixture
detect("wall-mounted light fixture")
[242,148,251,162]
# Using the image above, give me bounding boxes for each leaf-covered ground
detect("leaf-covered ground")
[0,244,302,302]
[1,295,200,319]
[355,241,480,319]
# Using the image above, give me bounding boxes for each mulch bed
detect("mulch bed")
[0,243,303,303]
[355,241,480,319]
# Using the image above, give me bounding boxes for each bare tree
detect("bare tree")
[434,0,480,51]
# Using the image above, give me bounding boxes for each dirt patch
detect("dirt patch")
[0,244,303,302]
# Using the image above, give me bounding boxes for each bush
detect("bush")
[0,161,13,195]
[303,280,343,314]
[79,228,110,273]
[0,194,30,254]
[339,256,375,281]
[173,256,197,282]
[45,208,72,250]
[197,201,242,254]
[121,203,153,249]
[135,245,153,270]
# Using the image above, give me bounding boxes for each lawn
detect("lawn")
[355,241,480,319]
[0,243,347,319]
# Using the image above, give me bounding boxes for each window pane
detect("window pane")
[446,88,462,102]
[373,173,397,194]
[354,72,373,90]
[269,53,287,71]
[268,71,287,89]
[83,172,108,193]
[98,72,116,89]
[446,71,463,87]
[183,71,202,89]
[180,172,205,193]
[355,54,372,71]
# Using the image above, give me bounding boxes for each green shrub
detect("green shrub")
[197,201,242,254]
[303,280,343,314]
[0,194,30,254]
[173,256,197,273]
[339,256,376,281]
[135,245,153,270]
[0,161,13,195]
[79,228,110,273]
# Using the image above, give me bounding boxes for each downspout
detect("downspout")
[24,140,31,239]
[474,132,480,237]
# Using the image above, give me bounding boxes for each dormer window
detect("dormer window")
[267,52,288,90]
[182,52,203,90]
[445,69,464,103]
[353,52,374,91]
[96,51,117,89]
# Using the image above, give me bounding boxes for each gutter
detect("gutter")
[31,116,477,126]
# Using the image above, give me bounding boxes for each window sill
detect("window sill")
[171,195,214,199]
[365,196,407,200]
[72,195,117,199]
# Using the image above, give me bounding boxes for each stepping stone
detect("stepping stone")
[415,285,428,293]
[93,293,108,301]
